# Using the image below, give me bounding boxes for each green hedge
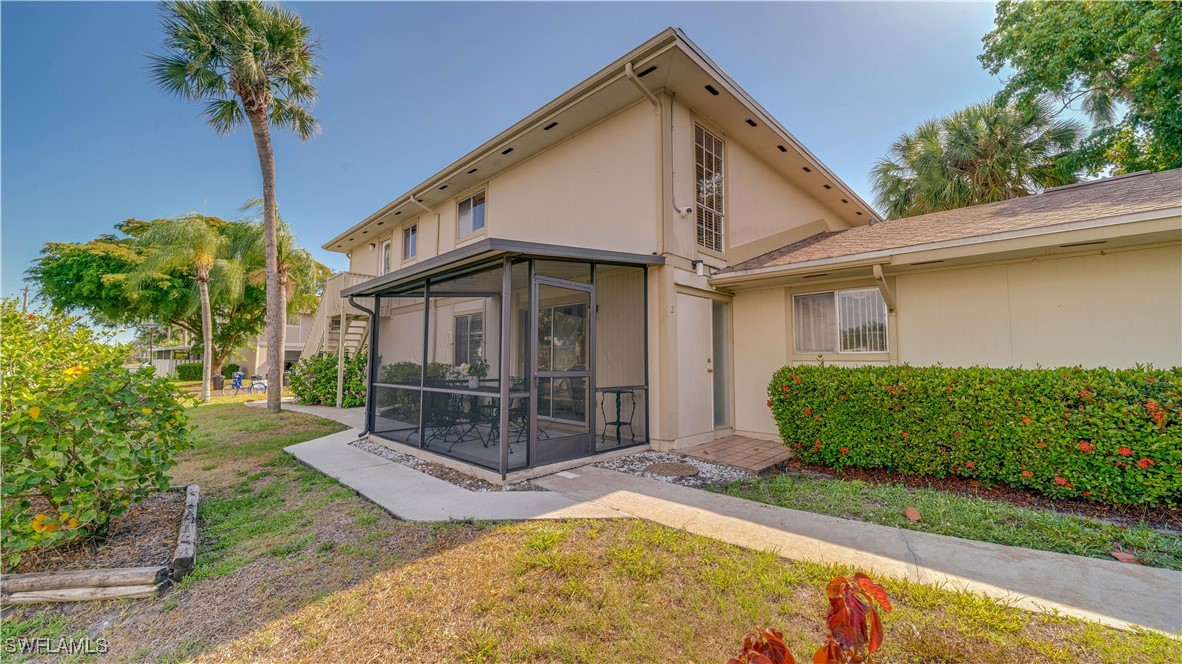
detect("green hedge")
[175,362,202,381]
[289,351,367,407]
[768,364,1181,506]
[222,363,240,378]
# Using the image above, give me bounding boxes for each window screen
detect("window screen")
[458,192,486,238]
[453,313,484,365]
[695,125,725,252]
[793,289,887,353]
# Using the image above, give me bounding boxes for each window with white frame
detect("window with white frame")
[380,240,392,275]
[695,124,725,252]
[453,313,484,365]
[457,192,486,238]
[793,288,888,353]
[403,224,417,260]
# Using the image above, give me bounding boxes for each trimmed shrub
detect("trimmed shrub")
[1,300,191,569]
[289,351,367,407]
[222,363,240,379]
[768,364,1181,506]
[174,361,203,381]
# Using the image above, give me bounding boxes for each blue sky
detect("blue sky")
[2,1,1005,300]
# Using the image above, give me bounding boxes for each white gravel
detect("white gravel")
[349,439,544,492]
[594,451,754,488]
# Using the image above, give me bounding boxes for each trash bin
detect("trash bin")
[282,373,290,387]
[212,375,225,390]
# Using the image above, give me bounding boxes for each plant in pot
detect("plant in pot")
[462,358,489,389]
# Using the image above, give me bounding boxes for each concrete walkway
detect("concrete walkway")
[534,466,1181,634]
[285,427,619,522]
[275,403,1179,633]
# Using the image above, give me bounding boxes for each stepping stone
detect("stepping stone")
[644,462,700,478]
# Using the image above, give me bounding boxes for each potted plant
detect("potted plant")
[462,358,489,389]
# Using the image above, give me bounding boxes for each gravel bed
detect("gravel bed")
[349,439,544,492]
[594,451,754,488]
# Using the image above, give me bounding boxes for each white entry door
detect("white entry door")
[676,293,715,440]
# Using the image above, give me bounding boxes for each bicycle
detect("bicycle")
[222,372,266,397]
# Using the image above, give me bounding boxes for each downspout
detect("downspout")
[410,195,442,256]
[348,295,378,438]
[872,265,899,365]
[624,62,660,112]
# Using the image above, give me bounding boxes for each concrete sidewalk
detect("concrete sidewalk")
[285,430,619,521]
[534,466,1182,634]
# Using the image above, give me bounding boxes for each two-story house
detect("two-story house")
[308,28,1181,480]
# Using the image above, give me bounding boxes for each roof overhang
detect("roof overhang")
[710,207,1182,289]
[325,28,877,253]
[341,238,664,297]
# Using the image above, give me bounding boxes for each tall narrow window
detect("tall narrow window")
[695,125,725,252]
[380,240,392,275]
[458,192,486,238]
[453,313,484,365]
[403,224,417,259]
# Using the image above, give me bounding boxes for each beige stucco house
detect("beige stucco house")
[149,311,315,377]
[309,28,1182,479]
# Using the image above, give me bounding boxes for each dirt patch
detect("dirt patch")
[770,460,1181,533]
[11,491,183,574]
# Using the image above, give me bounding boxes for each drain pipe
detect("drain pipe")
[348,295,378,439]
[409,195,442,256]
[625,62,661,112]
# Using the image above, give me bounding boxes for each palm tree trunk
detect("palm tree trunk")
[247,110,284,413]
[198,277,213,404]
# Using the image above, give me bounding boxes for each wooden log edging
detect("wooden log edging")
[171,485,200,581]
[0,485,200,606]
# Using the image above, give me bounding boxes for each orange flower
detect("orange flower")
[1137,458,1154,469]
[804,409,812,415]
[1117,447,1133,456]
[1021,417,1032,425]
[1021,470,1034,478]
[1078,442,1094,453]
[1054,477,1068,486]
[901,432,909,439]
[766,400,772,408]
[840,447,848,455]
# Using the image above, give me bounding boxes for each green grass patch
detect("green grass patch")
[719,474,1182,570]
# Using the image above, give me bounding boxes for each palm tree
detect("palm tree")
[129,215,242,403]
[872,99,1085,219]
[229,209,331,376]
[151,1,319,413]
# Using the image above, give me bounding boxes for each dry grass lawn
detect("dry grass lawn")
[1,402,1175,663]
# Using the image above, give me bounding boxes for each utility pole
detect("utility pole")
[20,285,30,313]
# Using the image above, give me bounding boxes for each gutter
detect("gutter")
[710,206,1182,286]
[347,295,378,439]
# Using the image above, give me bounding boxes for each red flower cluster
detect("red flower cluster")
[1020,417,1032,425]
[767,400,773,408]
[965,461,975,469]
[840,447,849,455]
[1021,470,1034,478]
[1079,389,1093,399]
[804,409,812,415]
[1054,477,1068,486]
[1117,447,1133,456]
[1151,410,1166,424]
[901,432,910,439]
[1137,458,1155,469]
[1078,442,1094,453]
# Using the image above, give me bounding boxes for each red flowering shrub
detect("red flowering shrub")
[768,364,1181,505]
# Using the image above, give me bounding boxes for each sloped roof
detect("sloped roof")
[723,169,1182,274]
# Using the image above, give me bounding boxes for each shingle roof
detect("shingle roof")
[723,169,1182,274]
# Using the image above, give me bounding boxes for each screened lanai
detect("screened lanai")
[342,240,660,476]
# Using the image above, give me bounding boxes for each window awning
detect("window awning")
[341,238,664,298]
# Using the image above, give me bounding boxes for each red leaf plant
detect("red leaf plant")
[816,574,892,663]
[728,574,892,664]
[728,627,796,664]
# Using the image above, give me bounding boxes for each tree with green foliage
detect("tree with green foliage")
[981,1,1182,173]
[0,299,190,570]
[872,99,1084,219]
[129,215,241,403]
[26,217,328,384]
[151,0,320,414]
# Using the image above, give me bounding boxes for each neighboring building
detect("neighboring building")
[305,28,1182,479]
[148,311,316,377]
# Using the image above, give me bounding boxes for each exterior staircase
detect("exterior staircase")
[301,271,375,362]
